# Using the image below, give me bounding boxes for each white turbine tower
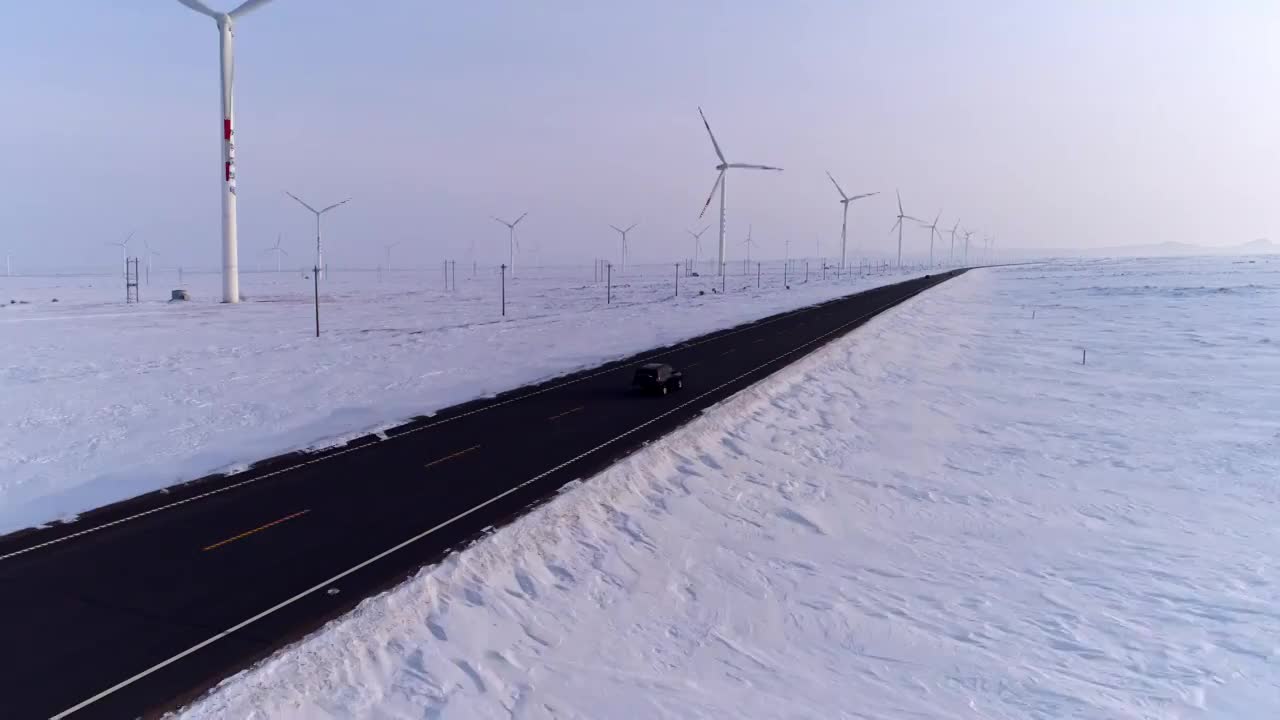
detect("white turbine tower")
[286,192,350,280]
[175,0,279,304]
[825,171,878,271]
[948,220,960,265]
[919,210,942,267]
[687,225,710,271]
[610,223,638,272]
[889,190,920,267]
[962,228,973,265]
[263,233,287,272]
[697,107,782,276]
[491,213,527,276]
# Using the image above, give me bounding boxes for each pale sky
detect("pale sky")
[3,1,1278,271]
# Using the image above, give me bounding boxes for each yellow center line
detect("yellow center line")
[202,510,311,552]
[720,348,735,356]
[424,444,481,470]
[547,406,585,421]
[684,362,701,369]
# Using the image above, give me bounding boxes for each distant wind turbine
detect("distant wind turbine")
[174,0,281,304]
[697,107,783,276]
[262,233,288,272]
[962,228,973,265]
[742,224,757,270]
[286,191,350,280]
[491,212,528,276]
[687,226,710,271]
[889,191,920,267]
[107,231,135,275]
[919,211,943,267]
[144,240,161,285]
[610,223,638,273]
[825,171,878,270]
[382,241,400,272]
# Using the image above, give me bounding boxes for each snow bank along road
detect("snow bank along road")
[0,270,964,719]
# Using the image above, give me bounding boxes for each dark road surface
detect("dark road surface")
[0,270,963,719]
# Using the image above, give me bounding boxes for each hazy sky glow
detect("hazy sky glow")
[4,1,1278,271]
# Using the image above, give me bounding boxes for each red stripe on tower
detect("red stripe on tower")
[224,118,232,141]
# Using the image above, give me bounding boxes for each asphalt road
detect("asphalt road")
[0,270,963,719]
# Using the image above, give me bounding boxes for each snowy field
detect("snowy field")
[0,259,924,535]
[180,256,1280,719]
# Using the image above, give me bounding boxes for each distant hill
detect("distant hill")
[1002,238,1278,259]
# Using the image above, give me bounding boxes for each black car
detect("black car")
[632,362,683,395]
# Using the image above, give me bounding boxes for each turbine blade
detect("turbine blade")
[698,171,725,219]
[727,163,782,171]
[609,224,624,234]
[175,0,220,19]
[896,189,904,215]
[319,198,352,214]
[626,223,638,232]
[285,191,319,214]
[698,107,727,164]
[890,219,901,233]
[230,0,276,19]
[933,210,941,225]
[826,171,848,200]
[491,216,509,227]
[849,191,879,202]
[512,212,528,227]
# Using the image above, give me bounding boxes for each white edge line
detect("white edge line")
[51,279,939,719]
[0,285,887,562]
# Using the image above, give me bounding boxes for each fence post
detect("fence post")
[500,264,506,316]
[674,262,679,298]
[784,260,788,288]
[313,265,320,337]
[607,263,612,304]
[757,262,761,288]
[805,261,809,283]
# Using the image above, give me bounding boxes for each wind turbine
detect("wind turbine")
[919,211,942,267]
[382,242,400,272]
[286,192,350,280]
[962,228,973,265]
[262,233,288,272]
[825,171,878,270]
[610,223,638,273]
[174,0,280,304]
[144,240,162,285]
[107,231,134,275]
[889,190,920,267]
[492,213,527,276]
[948,220,960,265]
[687,226,710,271]
[742,224,756,272]
[697,107,782,276]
